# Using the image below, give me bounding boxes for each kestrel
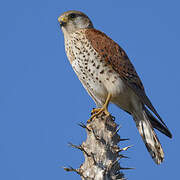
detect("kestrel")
[58,10,172,164]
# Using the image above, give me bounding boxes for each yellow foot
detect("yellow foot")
[88,107,110,123]
[88,93,112,123]
[91,108,101,115]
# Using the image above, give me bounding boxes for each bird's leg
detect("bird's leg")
[90,93,111,120]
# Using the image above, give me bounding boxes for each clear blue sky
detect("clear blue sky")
[0,0,179,179]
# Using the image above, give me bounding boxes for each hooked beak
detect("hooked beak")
[58,16,68,27]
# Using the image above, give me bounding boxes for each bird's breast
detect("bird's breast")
[64,31,127,106]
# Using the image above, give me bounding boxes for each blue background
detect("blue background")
[0,0,179,179]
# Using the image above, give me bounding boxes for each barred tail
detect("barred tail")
[133,109,164,164]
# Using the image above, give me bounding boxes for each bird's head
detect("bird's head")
[58,10,94,35]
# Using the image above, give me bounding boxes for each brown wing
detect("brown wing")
[85,29,167,127]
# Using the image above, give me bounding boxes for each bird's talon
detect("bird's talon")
[91,108,101,115]
[90,107,110,121]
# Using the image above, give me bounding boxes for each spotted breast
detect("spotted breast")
[64,29,129,108]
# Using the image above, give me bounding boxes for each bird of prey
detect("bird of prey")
[58,10,172,164]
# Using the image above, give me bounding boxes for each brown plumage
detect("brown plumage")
[85,29,145,91]
[58,10,172,164]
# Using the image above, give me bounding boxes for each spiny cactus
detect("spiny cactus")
[64,111,132,180]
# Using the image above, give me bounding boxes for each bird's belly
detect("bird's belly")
[71,57,132,111]
[104,75,133,113]
[72,59,108,107]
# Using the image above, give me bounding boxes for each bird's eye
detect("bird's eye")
[69,13,76,19]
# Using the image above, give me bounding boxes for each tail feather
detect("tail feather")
[133,110,164,164]
[144,108,172,138]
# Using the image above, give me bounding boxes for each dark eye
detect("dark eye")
[69,13,76,19]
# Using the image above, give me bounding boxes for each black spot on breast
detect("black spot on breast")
[75,46,80,51]
[100,70,104,74]
[74,37,79,41]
